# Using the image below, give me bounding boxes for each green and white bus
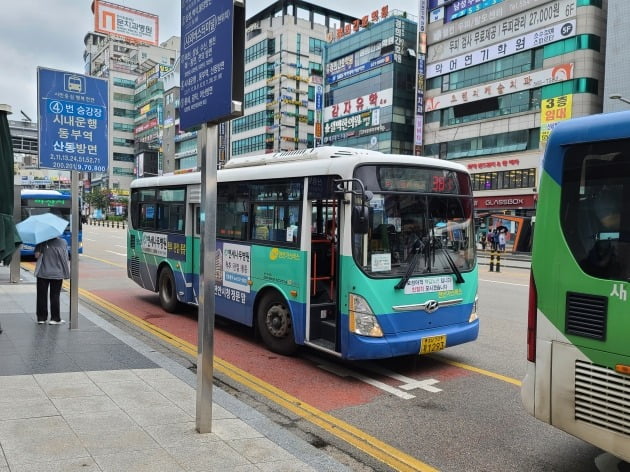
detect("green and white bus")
[522,111,630,461]
[127,146,479,360]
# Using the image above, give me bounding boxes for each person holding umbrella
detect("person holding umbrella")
[17,212,72,324]
[34,236,70,324]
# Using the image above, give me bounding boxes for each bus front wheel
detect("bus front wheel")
[158,267,179,313]
[257,293,297,356]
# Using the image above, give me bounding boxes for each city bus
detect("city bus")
[522,111,630,462]
[20,189,83,256]
[127,146,479,360]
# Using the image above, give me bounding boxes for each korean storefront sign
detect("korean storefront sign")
[427,0,576,63]
[324,88,393,121]
[540,94,572,143]
[426,19,575,79]
[37,67,109,172]
[425,63,573,112]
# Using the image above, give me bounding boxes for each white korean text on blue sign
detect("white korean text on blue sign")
[38,68,108,172]
[180,0,239,129]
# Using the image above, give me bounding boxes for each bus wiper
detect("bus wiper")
[440,246,465,284]
[395,238,423,290]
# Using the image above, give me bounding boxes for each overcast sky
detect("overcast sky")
[0,0,418,122]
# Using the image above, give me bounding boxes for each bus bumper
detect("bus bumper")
[341,318,479,360]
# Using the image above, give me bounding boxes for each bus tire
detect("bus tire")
[158,267,179,313]
[257,292,297,356]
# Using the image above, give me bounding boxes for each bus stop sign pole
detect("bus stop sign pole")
[197,124,217,433]
[181,0,244,434]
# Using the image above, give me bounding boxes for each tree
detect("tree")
[84,188,110,211]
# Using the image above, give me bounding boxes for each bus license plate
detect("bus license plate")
[420,335,446,354]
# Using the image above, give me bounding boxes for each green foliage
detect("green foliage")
[84,188,110,211]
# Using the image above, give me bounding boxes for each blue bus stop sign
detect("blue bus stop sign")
[180,0,244,129]
[37,67,109,172]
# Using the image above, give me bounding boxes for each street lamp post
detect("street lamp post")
[609,94,630,105]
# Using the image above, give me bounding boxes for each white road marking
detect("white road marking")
[318,363,416,399]
[312,356,442,398]
[105,250,126,257]
[364,363,442,393]
[479,278,528,287]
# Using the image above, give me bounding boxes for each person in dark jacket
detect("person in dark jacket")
[34,237,71,324]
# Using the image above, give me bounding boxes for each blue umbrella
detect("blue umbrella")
[16,213,69,245]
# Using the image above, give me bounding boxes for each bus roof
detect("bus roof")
[547,110,630,149]
[21,189,69,198]
[130,146,469,189]
[544,110,630,184]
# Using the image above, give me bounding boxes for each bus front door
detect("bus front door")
[309,200,340,353]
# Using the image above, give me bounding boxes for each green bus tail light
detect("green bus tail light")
[348,293,383,337]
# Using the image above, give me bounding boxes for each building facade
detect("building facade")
[422,0,607,223]
[231,0,356,157]
[83,13,179,190]
[603,0,629,112]
[323,8,418,154]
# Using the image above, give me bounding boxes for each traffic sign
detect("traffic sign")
[37,67,109,172]
[180,0,244,129]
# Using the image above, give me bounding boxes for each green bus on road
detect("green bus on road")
[522,111,630,462]
[127,146,479,360]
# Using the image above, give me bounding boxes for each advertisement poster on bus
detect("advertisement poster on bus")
[216,243,251,304]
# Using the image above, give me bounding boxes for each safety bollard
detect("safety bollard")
[489,250,495,272]
[496,252,501,272]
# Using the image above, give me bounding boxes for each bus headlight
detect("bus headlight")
[349,293,383,337]
[469,295,479,323]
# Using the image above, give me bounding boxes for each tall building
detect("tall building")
[323,7,418,154]
[83,1,178,190]
[231,0,356,157]
[422,0,607,222]
[603,0,630,113]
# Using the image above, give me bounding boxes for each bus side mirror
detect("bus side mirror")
[352,206,369,234]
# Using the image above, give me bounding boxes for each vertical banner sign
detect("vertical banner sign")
[37,67,109,172]
[180,0,244,129]
[414,0,428,155]
[315,84,323,146]
[540,94,573,144]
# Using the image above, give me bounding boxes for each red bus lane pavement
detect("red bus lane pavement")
[88,285,475,412]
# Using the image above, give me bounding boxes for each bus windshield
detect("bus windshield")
[353,165,475,278]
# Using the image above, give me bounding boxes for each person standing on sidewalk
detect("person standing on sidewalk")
[34,237,70,325]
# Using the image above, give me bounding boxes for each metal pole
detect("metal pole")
[70,171,79,329]
[196,123,217,433]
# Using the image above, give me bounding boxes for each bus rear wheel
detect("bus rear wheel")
[257,292,297,356]
[158,267,179,313]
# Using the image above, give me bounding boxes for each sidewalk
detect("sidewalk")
[0,265,350,472]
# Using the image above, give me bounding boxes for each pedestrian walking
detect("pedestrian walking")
[34,237,70,325]
[498,230,507,252]
[486,230,495,251]
[479,232,487,251]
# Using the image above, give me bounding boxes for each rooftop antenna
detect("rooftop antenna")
[20,110,33,122]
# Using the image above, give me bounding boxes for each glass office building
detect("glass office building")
[323,11,418,154]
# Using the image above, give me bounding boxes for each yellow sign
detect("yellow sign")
[540,94,573,143]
